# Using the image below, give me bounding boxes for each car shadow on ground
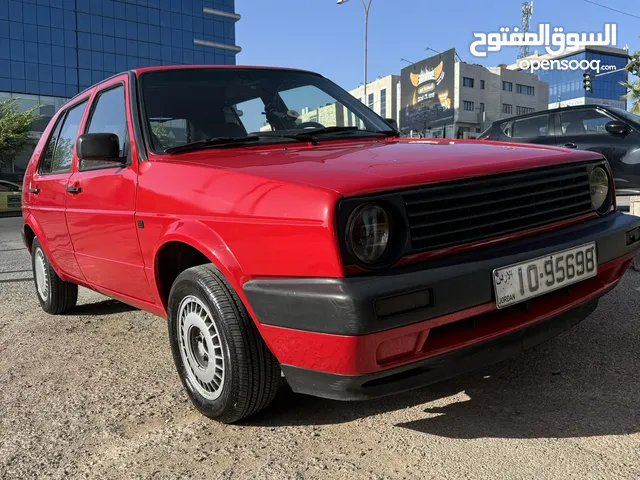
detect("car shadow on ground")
[68,299,138,316]
[247,338,640,439]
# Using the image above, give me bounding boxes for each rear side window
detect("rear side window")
[39,118,64,174]
[83,85,129,170]
[501,114,550,139]
[39,100,88,174]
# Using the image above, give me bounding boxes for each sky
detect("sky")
[235,0,639,91]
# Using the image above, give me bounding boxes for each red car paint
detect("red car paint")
[20,66,634,386]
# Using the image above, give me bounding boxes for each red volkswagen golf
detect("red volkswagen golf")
[21,66,640,423]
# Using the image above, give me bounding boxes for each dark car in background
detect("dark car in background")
[481,105,640,194]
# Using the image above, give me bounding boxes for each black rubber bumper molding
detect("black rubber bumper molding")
[243,212,640,336]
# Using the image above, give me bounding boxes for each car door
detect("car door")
[556,108,640,191]
[65,77,155,302]
[496,113,557,147]
[27,99,89,280]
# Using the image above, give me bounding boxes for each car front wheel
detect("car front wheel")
[167,264,280,423]
[31,238,78,314]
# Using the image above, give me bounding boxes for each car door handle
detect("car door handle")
[66,185,82,194]
[28,187,40,194]
[563,143,578,149]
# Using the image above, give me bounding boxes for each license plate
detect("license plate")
[493,243,597,309]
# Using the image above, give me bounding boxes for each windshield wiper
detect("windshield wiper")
[276,126,399,145]
[164,136,260,154]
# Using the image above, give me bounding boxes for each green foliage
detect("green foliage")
[0,98,43,168]
[622,51,640,114]
[621,81,640,114]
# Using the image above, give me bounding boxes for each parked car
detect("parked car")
[480,104,640,194]
[0,180,22,214]
[21,66,640,423]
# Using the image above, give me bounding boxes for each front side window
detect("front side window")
[140,68,394,153]
[39,101,88,174]
[83,85,129,170]
[559,109,612,136]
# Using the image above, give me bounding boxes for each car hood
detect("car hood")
[161,138,604,197]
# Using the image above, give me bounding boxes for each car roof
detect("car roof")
[0,180,20,187]
[492,104,615,126]
[61,65,321,111]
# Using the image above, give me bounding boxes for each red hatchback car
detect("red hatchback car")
[21,66,640,423]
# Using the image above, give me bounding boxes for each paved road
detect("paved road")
[1,215,639,479]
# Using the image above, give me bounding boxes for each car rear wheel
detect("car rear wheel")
[167,264,280,423]
[31,238,78,314]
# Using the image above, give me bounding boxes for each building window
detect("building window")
[380,88,387,118]
[480,80,485,90]
[503,81,513,92]
[463,100,475,111]
[517,84,535,95]
[368,93,374,110]
[479,102,485,112]
[516,106,536,115]
[463,77,474,88]
[502,103,513,114]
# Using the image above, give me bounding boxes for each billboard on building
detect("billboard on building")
[400,48,456,134]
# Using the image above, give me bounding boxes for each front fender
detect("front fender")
[152,219,249,308]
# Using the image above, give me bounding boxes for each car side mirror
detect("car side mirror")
[385,118,398,130]
[76,133,124,163]
[605,120,630,136]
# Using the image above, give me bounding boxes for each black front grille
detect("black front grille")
[403,164,594,253]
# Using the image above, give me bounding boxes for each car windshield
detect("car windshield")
[608,107,640,127]
[139,68,394,153]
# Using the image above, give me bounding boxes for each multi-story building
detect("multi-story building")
[454,63,549,138]
[396,49,548,138]
[0,0,240,173]
[507,46,629,110]
[348,75,400,123]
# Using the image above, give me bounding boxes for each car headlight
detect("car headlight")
[589,166,610,214]
[345,203,391,265]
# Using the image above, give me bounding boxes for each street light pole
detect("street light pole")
[337,0,373,101]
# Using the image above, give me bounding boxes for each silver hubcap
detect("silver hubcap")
[34,248,49,300]
[178,296,225,400]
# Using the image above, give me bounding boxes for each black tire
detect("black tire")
[167,264,280,423]
[31,238,78,314]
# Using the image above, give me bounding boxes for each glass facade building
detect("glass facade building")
[534,48,628,110]
[0,0,239,172]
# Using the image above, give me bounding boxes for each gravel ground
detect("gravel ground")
[1,215,639,480]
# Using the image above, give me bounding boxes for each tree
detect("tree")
[621,51,640,114]
[0,98,42,170]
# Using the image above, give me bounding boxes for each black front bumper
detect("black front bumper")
[244,212,640,336]
[280,296,604,401]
